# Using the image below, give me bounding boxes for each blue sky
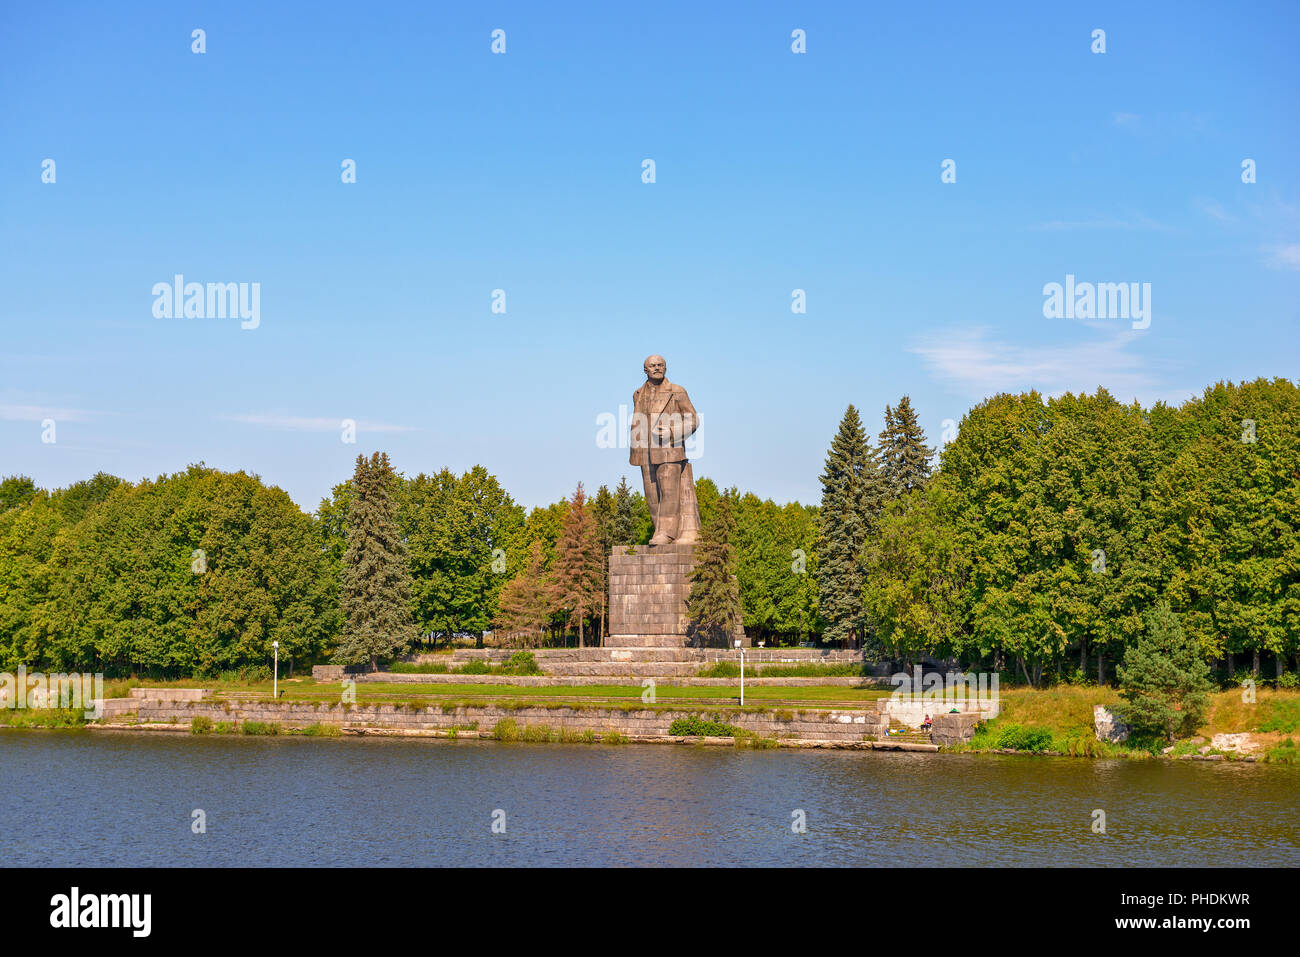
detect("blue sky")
[3,1,1297,511]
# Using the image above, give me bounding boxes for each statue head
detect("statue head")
[643,354,666,384]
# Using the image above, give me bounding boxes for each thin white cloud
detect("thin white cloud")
[1113,112,1141,128]
[1262,243,1300,271]
[910,324,1170,404]
[1028,215,1173,233]
[0,403,99,422]
[1192,197,1235,224]
[219,413,416,433]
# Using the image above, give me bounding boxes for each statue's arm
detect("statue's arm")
[676,389,699,441]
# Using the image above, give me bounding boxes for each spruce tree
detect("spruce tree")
[334,452,417,671]
[1118,601,1213,740]
[686,490,742,646]
[549,483,604,647]
[612,475,636,544]
[590,484,616,642]
[878,396,935,498]
[817,405,879,648]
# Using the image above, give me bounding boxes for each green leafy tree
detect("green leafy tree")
[732,494,820,645]
[335,453,416,671]
[862,476,967,667]
[686,490,742,646]
[20,466,336,675]
[0,476,42,513]
[1118,602,1214,739]
[402,465,524,648]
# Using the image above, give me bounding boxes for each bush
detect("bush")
[190,716,213,734]
[1278,673,1299,690]
[1118,602,1213,740]
[994,724,1053,752]
[457,660,491,675]
[501,651,542,676]
[241,721,280,735]
[1266,737,1300,764]
[669,716,738,737]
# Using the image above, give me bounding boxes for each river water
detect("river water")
[4,730,1297,866]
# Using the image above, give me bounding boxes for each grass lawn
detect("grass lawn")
[166,678,889,711]
[960,685,1300,760]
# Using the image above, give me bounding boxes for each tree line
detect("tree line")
[0,457,818,675]
[1,376,1293,681]
[819,378,1298,686]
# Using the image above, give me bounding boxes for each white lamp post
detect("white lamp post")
[735,638,744,706]
[272,640,279,699]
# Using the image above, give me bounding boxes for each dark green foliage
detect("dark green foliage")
[1118,602,1213,739]
[992,724,1054,752]
[0,476,41,513]
[686,490,742,644]
[0,465,337,675]
[816,405,883,647]
[669,716,739,737]
[334,452,417,671]
[877,396,934,497]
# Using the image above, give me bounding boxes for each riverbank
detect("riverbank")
[5,681,1296,762]
[948,685,1300,763]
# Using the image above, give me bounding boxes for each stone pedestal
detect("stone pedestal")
[606,544,747,648]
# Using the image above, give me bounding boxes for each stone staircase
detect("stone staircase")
[884,717,934,745]
[394,646,871,682]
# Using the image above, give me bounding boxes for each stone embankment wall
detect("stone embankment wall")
[98,697,892,744]
[358,673,883,687]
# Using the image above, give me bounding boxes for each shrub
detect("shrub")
[190,716,213,734]
[241,721,281,736]
[669,716,738,737]
[501,651,542,676]
[1266,738,1300,764]
[457,660,491,675]
[994,724,1053,752]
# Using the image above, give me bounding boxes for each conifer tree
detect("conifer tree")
[612,476,637,545]
[686,489,742,645]
[590,484,616,642]
[549,483,604,647]
[878,395,935,498]
[494,539,552,646]
[1118,601,1213,739]
[334,452,417,671]
[817,405,880,648]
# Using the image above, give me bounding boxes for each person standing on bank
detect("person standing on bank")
[629,354,701,545]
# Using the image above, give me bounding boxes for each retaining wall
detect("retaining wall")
[99,698,890,744]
